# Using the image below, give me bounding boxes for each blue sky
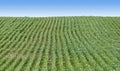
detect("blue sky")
[0,0,120,16]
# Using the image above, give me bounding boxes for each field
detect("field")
[0,16,120,71]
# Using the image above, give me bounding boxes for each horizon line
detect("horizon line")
[0,15,120,17]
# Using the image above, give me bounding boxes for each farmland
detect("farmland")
[0,16,120,71]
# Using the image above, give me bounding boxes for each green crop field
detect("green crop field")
[0,16,120,71]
